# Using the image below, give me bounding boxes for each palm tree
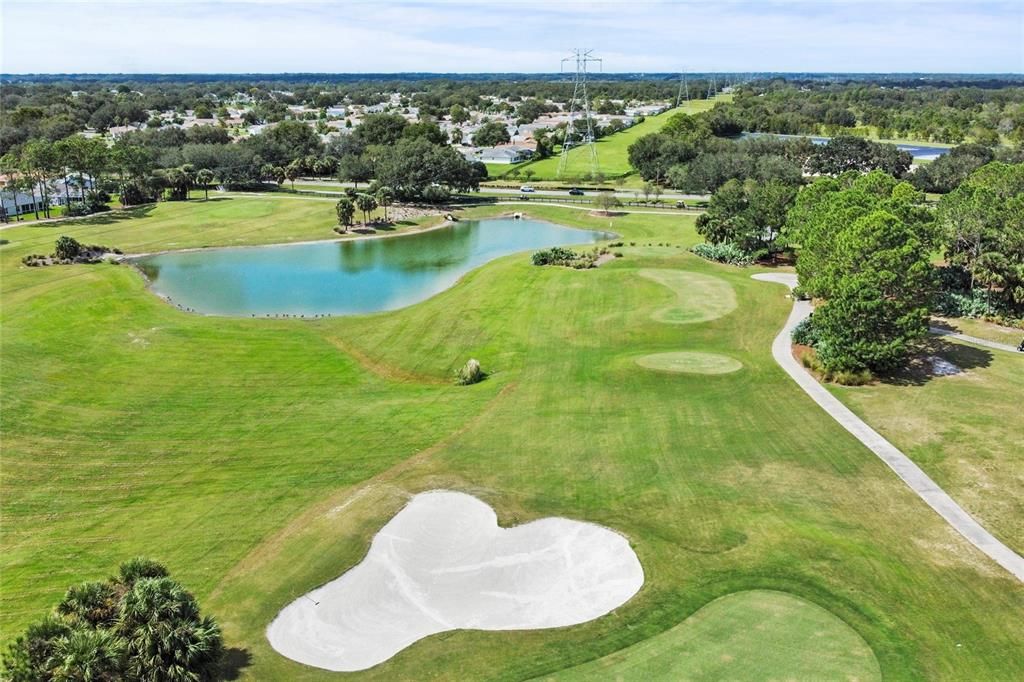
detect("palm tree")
[57,581,118,628]
[284,161,301,190]
[118,578,223,682]
[335,197,354,229]
[196,169,215,200]
[45,628,124,681]
[355,193,377,226]
[179,164,195,201]
[376,186,394,222]
[118,557,169,587]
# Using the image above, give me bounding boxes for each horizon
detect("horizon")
[3,1,1022,74]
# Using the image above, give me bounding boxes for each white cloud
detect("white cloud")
[1,0,1021,73]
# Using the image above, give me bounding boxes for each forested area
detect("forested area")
[712,81,1024,144]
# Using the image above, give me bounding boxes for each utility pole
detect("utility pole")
[675,68,689,109]
[559,48,602,179]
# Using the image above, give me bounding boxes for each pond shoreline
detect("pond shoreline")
[128,214,616,318]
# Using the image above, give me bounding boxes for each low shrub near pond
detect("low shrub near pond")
[691,242,753,266]
[22,236,121,267]
[531,246,613,269]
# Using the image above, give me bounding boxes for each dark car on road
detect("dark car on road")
[568,188,584,196]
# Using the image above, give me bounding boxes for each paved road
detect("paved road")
[929,326,1022,354]
[476,187,709,201]
[753,272,1024,582]
[294,179,709,202]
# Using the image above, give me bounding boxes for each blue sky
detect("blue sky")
[2,1,1022,74]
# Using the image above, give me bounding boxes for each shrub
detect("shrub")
[119,182,154,207]
[54,236,82,260]
[691,242,753,266]
[531,246,577,266]
[532,246,609,269]
[791,315,820,346]
[421,184,451,204]
[86,190,111,213]
[799,346,872,385]
[454,359,484,385]
[933,289,1000,319]
[64,202,90,217]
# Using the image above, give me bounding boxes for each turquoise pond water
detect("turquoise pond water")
[136,218,610,316]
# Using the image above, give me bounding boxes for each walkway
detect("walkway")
[929,326,1021,354]
[752,272,1024,582]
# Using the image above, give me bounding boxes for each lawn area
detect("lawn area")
[1,205,66,225]
[830,338,1024,555]
[932,315,1023,346]
[1,195,1022,680]
[499,96,730,181]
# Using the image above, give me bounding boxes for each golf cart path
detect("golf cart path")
[928,326,1020,353]
[752,272,1024,582]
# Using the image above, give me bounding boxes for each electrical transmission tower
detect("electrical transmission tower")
[559,48,602,179]
[675,68,689,109]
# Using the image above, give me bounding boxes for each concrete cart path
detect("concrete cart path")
[752,272,1024,582]
[929,326,1021,354]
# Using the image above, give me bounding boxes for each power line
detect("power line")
[558,49,601,180]
[675,68,689,109]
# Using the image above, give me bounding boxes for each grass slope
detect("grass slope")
[1,196,1023,681]
[544,590,881,681]
[503,96,729,181]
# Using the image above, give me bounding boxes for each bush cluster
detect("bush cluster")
[454,358,485,385]
[799,346,873,385]
[690,241,753,266]
[22,237,121,267]
[791,315,821,346]
[531,246,612,269]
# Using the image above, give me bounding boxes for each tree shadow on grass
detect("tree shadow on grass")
[879,337,993,387]
[219,647,253,680]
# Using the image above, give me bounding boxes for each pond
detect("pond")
[740,132,950,159]
[135,218,610,317]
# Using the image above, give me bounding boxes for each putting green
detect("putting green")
[636,351,742,375]
[547,590,881,681]
[638,269,737,324]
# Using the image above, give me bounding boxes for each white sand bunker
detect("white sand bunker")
[266,491,644,672]
[637,351,742,375]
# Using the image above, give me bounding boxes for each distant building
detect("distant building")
[465,146,535,164]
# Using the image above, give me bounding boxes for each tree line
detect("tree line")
[2,112,488,220]
[693,162,1023,379]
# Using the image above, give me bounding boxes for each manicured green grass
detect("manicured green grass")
[638,268,738,324]
[1,205,66,225]
[2,196,1023,681]
[830,338,1024,556]
[635,351,743,375]
[509,96,730,181]
[544,590,880,681]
